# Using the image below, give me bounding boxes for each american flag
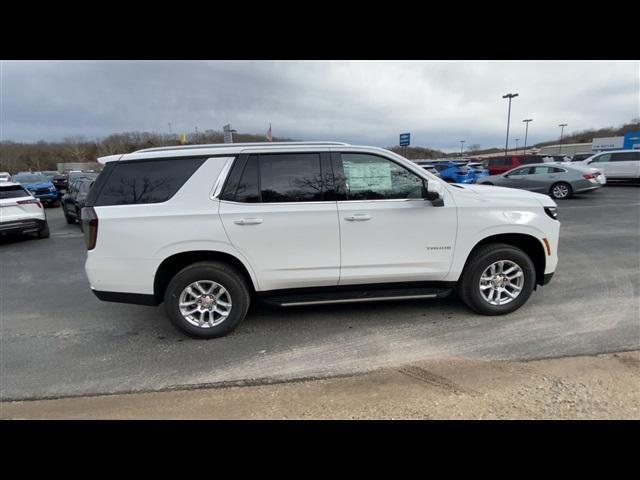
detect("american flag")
[266,123,272,142]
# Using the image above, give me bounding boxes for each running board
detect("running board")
[260,286,453,307]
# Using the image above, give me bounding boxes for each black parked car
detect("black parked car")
[52,173,69,192]
[61,178,94,227]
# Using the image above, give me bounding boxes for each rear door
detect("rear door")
[610,151,640,178]
[219,152,341,291]
[334,152,456,284]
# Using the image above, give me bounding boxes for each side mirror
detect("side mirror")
[423,181,445,207]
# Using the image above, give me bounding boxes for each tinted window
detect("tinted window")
[259,153,322,202]
[519,156,544,165]
[234,156,260,203]
[79,182,91,194]
[94,157,205,206]
[612,152,639,162]
[341,153,424,200]
[0,185,30,199]
[591,153,611,163]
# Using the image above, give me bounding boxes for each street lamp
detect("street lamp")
[502,93,519,156]
[460,140,465,158]
[522,119,533,155]
[558,123,568,154]
[168,122,172,135]
[515,138,520,155]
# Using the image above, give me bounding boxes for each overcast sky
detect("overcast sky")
[1,60,638,151]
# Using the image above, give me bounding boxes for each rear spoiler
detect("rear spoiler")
[97,154,123,165]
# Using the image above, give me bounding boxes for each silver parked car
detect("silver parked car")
[477,164,604,199]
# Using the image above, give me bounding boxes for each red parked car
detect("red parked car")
[487,155,546,175]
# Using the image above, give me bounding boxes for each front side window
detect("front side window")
[591,153,611,163]
[341,153,424,200]
[508,167,531,176]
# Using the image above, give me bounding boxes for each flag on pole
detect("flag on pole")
[266,123,273,142]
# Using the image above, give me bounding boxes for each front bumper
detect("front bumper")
[0,218,47,235]
[33,192,59,203]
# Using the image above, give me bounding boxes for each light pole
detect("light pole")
[168,122,172,135]
[502,93,519,156]
[195,126,199,143]
[515,138,520,155]
[558,123,568,154]
[522,119,533,155]
[460,140,465,158]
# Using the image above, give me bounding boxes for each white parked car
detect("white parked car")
[0,172,11,182]
[0,182,50,238]
[84,142,560,338]
[578,150,640,181]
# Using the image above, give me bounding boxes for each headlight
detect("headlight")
[50,186,56,192]
[544,207,558,220]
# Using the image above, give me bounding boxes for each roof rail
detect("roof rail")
[134,141,350,154]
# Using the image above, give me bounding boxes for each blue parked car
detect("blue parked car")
[432,162,477,183]
[12,173,60,207]
[467,162,490,181]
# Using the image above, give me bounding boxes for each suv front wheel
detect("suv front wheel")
[164,261,250,338]
[457,243,536,315]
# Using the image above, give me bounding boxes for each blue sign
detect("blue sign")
[623,131,640,150]
[399,133,411,146]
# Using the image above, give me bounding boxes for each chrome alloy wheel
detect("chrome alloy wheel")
[552,183,570,198]
[478,260,524,306]
[179,280,232,328]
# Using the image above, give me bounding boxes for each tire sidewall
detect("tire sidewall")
[164,264,249,339]
[463,247,536,315]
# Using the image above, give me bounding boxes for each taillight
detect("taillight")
[583,174,596,180]
[82,207,98,250]
[17,199,42,208]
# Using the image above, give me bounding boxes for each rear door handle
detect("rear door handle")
[234,218,263,225]
[345,214,372,222]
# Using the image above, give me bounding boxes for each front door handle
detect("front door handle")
[234,218,263,225]
[345,214,372,222]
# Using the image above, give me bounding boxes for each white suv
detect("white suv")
[83,142,560,338]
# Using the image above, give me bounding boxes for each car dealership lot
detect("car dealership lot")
[1,185,639,401]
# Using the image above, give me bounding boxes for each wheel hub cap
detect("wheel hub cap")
[179,280,232,328]
[479,260,524,306]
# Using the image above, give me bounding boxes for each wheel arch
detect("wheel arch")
[154,250,258,302]
[463,233,546,287]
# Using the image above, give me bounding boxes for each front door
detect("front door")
[334,152,457,285]
[219,152,341,291]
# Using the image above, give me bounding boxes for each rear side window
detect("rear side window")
[0,185,30,199]
[93,158,205,206]
[490,158,511,166]
[612,152,640,162]
[260,153,322,202]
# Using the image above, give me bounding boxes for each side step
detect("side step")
[259,285,453,307]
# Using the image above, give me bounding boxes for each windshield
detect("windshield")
[13,174,50,184]
[0,185,30,199]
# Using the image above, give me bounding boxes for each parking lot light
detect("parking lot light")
[503,93,519,156]
[559,123,568,154]
[523,119,533,155]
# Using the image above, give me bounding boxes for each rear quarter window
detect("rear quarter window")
[93,157,206,206]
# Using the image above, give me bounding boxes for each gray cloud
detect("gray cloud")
[1,60,638,151]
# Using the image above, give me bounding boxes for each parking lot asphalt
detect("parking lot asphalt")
[1,184,639,401]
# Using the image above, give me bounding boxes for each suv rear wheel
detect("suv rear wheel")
[164,261,250,338]
[457,243,536,315]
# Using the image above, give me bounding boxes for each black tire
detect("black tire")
[64,207,75,224]
[457,243,536,316]
[549,182,572,199]
[37,222,50,239]
[164,261,250,339]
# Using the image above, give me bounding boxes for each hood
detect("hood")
[448,183,557,207]
[23,181,55,190]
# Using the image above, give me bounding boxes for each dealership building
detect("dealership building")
[538,131,640,156]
